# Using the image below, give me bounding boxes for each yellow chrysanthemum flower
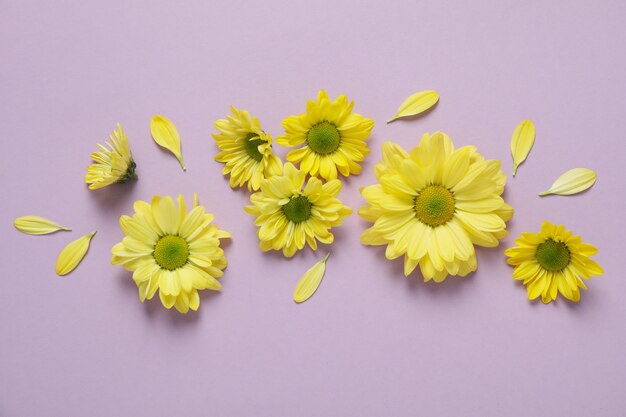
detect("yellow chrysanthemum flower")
[212,106,282,191]
[111,194,230,314]
[505,221,603,303]
[359,132,514,282]
[85,123,137,190]
[276,90,374,180]
[245,163,352,257]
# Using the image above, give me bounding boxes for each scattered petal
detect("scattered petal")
[294,253,330,303]
[14,216,71,235]
[150,115,186,171]
[387,90,439,123]
[510,119,535,176]
[56,231,97,276]
[539,168,597,196]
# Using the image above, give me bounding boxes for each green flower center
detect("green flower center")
[282,195,313,223]
[536,239,570,271]
[243,132,265,162]
[153,235,189,270]
[307,121,341,155]
[414,185,456,227]
[117,160,138,183]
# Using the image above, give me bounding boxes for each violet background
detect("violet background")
[2,1,626,416]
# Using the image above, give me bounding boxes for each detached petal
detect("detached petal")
[387,90,439,123]
[14,216,71,235]
[293,253,330,303]
[539,168,597,196]
[510,119,535,176]
[150,115,186,170]
[56,231,97,276]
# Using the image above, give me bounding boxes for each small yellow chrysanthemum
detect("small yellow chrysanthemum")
[505,221,603,303]
[212,106,282,191]
[276,90,374,180]
[111,194,230,314]
[245,163,352,257]
[359,132,514,282]
[85,123,136,190]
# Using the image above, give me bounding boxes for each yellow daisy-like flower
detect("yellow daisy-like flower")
[245,163,352,257]
[505,221,603,303]
[85,123,137,190]
[212,106,282,191]
[359,132,514,282]
[276,90,374,180]
[111,194,230,314]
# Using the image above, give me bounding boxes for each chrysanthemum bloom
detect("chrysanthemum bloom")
[112,194,230,314]
[212,106,282,191]
[505,221,603,303]
[276,90,374,181]
[245,163,352,257]
[359,132,514,282]
[85,123,137,190]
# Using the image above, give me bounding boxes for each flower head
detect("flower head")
[112,194,230,314]
[212,106,282,191]
[276,90,374,180]
[245,163,352,257]
[505,221,603,303]
[85,123,136,190]
[359,132,514,282]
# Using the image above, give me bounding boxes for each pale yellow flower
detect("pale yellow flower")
[212,106,282,191]
[359,132,513,282]
[85,123,136,190]
[245,163,352,257]
[277,90,374,180]
[505,221,603,303]
[111,194,230,314]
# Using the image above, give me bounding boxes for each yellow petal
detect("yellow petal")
[387,90,439,123]
[14,216,71,235]
[539,168,597,196]
[510,119,535,176]
[293,253,330,303]
[150,115,186,170]
[56,231,97,276]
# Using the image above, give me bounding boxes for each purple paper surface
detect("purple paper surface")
[1,1,625,416]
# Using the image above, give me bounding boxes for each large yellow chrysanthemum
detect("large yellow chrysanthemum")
[276,90,374,181]
[505,221,603,303]
[245,163,352,257]
[359,132,514,282]
[85,123,137,190]
[111,194,230,314]
[212,106,282,191]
